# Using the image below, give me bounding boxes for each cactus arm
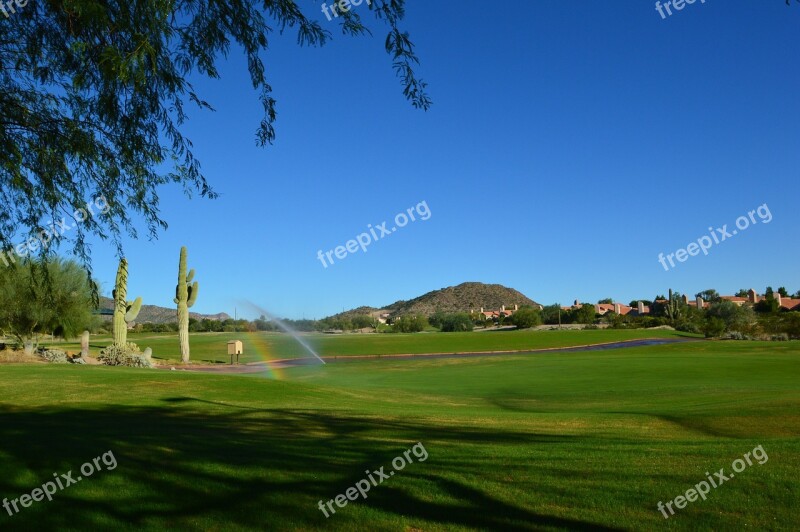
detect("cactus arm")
[126,297,142,322]
[187,269,195,283]
[187,282,199,307]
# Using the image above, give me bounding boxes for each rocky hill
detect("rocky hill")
[98,297,230,324]
[327,282,539,320]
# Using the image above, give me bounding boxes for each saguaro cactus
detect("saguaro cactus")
[174,247,198,363]
[664,288,682,324]
[81,330,90,358]
[113,258,143,346]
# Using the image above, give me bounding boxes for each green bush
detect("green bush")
[510,308,542,329]
[439,313,475,332]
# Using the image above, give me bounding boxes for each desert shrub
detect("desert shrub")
[703,317,727,338]
[391,315,427,333]
[721,331,746,341]
[439,313,475,332]
[510,308,542,330]
[98,342,152,368]
[676,321,702,334]
[38,349,69,364]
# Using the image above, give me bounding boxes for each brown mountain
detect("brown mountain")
[98,297,231,324]
[328,282,539,320]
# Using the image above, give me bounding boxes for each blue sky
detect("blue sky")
[80,0,799,319]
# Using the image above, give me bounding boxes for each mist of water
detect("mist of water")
[238,300,326,365]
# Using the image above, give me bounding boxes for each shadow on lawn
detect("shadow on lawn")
[0,400,621,531]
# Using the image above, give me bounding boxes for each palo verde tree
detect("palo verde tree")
[0,1,430,273]
[0,258,95,352]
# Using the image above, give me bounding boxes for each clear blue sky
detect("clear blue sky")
[81,0,799,319]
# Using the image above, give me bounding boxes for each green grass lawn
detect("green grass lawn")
[1,337,798,530]
[45,328,693,364]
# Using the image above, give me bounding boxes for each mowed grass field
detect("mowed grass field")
[46,328,690,364]
[1,335,798,530]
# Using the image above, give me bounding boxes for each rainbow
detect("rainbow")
[242,331,287,380]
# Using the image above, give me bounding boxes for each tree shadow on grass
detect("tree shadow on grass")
[0,400,619,530]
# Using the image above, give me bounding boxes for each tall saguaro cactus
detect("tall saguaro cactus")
[174,247,198,363]
[664,288,682,324]
[113,258,142,346]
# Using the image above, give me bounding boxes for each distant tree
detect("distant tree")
[540,305,563,325]
[735,289,750,298]
[511,308,542,329]
[439,313,474,332]
[254,315,275,332]
[428,311,447,329]
[755,287,779,313]
[0,259,96,351]
[393,315,427,333]
[351,315,375,330]
[707,301,756,332]
[629,300,653,309]
[573,304,597,325]
[695,289,721,303]
[597,298,614,305]
[778,287,789,297]
[703,317,727,338]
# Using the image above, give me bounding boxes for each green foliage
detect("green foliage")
[0,259,95,347]
[572,304,597,325]
[351,315,376,330]
[541,304,563,325]
[438,313,475,332]
[391,315,428,333]
[597,298,614,304]
[695,289,721,303]
[0,1,428,267]
[510,308,542,329]
[755,287,780,313]
[703,317,727,338]
[706,301,756,334]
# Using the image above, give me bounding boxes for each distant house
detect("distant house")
[719,296,748,307]
[595,303,633,316]
[475,304,519,321]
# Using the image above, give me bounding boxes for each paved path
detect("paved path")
[157,337,699,375]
